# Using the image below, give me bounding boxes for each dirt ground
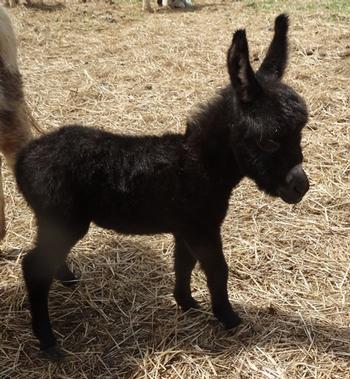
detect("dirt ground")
[0,0,349,378]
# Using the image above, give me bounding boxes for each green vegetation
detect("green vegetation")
[244,0,350,14]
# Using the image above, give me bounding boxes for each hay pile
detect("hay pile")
[0,0,349,377]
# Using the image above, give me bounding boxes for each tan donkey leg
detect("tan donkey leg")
[0,157,6,240]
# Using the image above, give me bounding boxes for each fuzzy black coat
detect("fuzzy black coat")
[16,14,310,360]
[16,90,238,235]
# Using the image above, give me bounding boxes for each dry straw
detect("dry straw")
[0,0,349,378]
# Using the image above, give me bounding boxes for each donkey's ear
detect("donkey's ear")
[257,14,289,79]
[227,29,261,103]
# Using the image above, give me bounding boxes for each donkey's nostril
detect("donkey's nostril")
[278,173,309,204]
[285,164,309,195]
[293,176,309,196]
[294,183,306,195]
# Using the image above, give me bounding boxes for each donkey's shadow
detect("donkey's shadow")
[1,238,349,376]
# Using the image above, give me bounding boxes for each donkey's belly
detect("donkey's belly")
[91,205,174,235]
[93,217,172,235]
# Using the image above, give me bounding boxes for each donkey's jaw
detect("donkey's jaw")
[278,189,305,204]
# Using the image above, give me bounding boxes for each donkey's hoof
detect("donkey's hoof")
[42,345,65,362]
[181,298,200,312]
[223,313,241,330]
[175,294,200,312]
[56,267,79,287]
[214,307,241,329]
[60,276,79,288]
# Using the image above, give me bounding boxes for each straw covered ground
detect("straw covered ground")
[0,0,349,377]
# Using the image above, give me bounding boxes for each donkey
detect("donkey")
[0,6,38,239]
[16,14,309,360]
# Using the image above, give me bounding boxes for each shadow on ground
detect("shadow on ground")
[0,238,349,377]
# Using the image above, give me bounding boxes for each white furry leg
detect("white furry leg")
[0,7,35,240]
[0,6,19,72]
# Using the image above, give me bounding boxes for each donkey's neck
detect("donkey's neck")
[184,87,243,189]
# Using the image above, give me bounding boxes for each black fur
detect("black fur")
[16,14,310,359]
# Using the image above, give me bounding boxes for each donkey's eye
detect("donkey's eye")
[258,139,280,153]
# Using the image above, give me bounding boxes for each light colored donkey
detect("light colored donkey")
[0,6,39,239]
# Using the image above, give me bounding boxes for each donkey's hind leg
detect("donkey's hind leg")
[22,246,62,360]
[55,261,78,287]
[22,218,89,360]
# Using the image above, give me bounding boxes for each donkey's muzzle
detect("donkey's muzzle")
[278,164,309,204]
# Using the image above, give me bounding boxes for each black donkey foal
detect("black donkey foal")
[16,14,309,360]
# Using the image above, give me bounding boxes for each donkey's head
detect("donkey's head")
[228,14,309,204]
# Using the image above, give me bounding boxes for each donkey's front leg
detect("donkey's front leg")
[185,230,241,329]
